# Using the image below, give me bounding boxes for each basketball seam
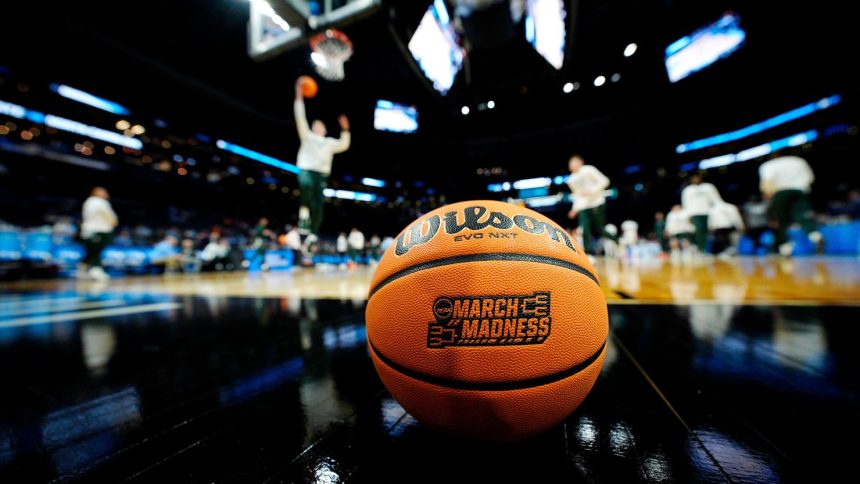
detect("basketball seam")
[367,253,599,299]
[368,339,606,391]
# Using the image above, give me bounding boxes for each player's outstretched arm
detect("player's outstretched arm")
[294,79,310,140]
[332,115,351,153]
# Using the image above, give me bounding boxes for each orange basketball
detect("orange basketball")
[366,200,607,441]
[298,75,318,98]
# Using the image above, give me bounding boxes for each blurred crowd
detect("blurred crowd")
[2,186,393,281]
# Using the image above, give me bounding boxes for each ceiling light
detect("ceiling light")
[624,43,638,57]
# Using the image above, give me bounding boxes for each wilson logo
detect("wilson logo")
[394,205,578,256]
[427,292,552,348]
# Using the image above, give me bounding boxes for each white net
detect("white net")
[310,29,354,81]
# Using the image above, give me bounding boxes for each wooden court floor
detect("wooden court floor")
[1,255,859,482]
[3,256,858,306]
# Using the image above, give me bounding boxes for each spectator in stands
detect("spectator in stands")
[348,227,365,264]
[249,217,274,271]
[847,189,860,220]
[113,229,133,247]
[758,152,822,255]
[681,174,723,254]
[151,235,180,273]
[742,195,770,254]
[708,201,745,258]
[665,204,695,261]
[223,239,242,270]
[201,234,229,271]
[165,226,182,240]
[52,216,77,245]
[194,231,210,250]
[133,224,153,244]
[79,187,118,281]
[180,238,201,273]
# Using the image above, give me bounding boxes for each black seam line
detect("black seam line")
[369,339,606,391]
[367,253,599,299]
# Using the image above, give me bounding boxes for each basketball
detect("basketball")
[298,75,318,98]
[366,200,608,441]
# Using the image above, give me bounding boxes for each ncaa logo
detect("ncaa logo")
[433,298,453,321]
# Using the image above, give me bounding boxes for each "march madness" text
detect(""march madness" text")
[427,292,552,348]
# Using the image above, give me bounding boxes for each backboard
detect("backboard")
[247,0,380,61]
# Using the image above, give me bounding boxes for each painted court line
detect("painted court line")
[0,303,183,329]
[0,296,83,308]
[1,299,128,318]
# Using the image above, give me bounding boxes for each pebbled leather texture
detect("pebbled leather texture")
[366,200,608,440]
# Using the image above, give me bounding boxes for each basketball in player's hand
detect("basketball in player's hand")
[298,75,318,98]
[366,200,608,441]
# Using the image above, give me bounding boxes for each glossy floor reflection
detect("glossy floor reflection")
[1,291,858,482]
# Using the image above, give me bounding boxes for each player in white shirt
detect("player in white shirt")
[294,78,351,240]
[758,153,821,255]
[347,227,365,264]
[566,155,616,255]
[336,232,348,259]
[680,174,723,253]
[665,204,694,258]
[369,234,382,261]
[620,220,639,246]
[708,201,744,257]
[79,187,118,281]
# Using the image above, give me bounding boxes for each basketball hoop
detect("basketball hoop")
[309,29,353,81]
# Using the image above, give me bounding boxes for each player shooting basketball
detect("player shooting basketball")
[294,77,351,246]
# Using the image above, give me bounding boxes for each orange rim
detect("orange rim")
[309,28,353,53]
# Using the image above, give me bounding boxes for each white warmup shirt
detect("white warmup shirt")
[336,234,348,253]
[620,220,639,245]
[348,230,365,251]
[201,241,227,261]
[758,156,815,195]
[708,202,745,231]
[567,165,610,212]
[665,209,694,236]
[285,229,301,251]
[681,182,723,216]
[81,196,118,238]
[294,100,351,175]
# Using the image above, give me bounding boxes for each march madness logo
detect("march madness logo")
[428,292,551,348]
